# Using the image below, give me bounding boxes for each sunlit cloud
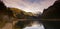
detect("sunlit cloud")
[3,0,56,14]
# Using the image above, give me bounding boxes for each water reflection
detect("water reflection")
[23,21,45,29]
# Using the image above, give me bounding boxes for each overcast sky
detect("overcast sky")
[3,0,56,14]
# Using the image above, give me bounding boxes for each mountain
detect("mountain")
[0,0,38,22]
[8,8,37,19]
[0,1,37,28]
[42,0,60,19]
[0,1,14,28]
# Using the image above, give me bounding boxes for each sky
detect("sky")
[2,0,56,14]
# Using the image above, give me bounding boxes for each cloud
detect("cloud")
[22,0,45,4]
[3,0,56,14]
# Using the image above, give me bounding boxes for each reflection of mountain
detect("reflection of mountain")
[42,0,60,19]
